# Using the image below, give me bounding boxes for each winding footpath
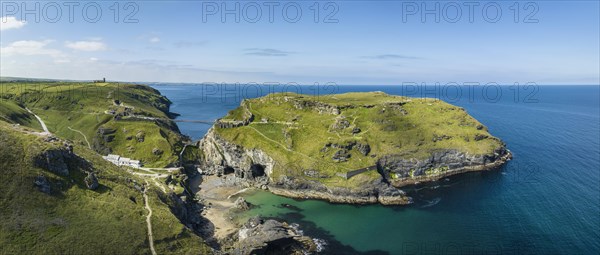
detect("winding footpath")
[68,126,91,149]
[25,108,50,134]
[25,106,156,254]
[143,181,157,255]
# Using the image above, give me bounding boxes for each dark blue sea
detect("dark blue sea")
[151,84,600,254]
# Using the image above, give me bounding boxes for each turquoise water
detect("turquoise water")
[152,84,600,254]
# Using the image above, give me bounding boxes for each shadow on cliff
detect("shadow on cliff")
[156,187,221,250]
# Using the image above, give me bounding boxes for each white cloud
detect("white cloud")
[1,40,63,58]
[0,16,26,31]
[90,57,99,62]
[65,41,107,51]
[1,40,71,64]
[149,37,160,43]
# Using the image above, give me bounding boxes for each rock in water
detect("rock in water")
[233,217,318,254]
[84,172,99,190]
[234,197,250,210]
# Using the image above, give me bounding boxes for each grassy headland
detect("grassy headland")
[1,82,185,167]
[0,81,211,254]
[0,120,209,254]
[215,92,505,188]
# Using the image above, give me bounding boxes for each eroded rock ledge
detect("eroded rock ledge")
[198,127,511,206]
[229,217,319,254]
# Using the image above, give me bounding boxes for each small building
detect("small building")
[103,154,120,162]
[102,154,142,168]
[94,78,106,83]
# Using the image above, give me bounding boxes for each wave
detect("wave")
[420,197,442,208]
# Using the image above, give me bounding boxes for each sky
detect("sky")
[1,1,599,85]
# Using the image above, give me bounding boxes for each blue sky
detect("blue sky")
[1,1,598,85]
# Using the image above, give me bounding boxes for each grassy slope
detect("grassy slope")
[0,121,209,254]
[216,92,503,188]
[1,82,183,167]
[0,100,42,130]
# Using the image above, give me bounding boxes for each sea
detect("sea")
[150,84,600,254]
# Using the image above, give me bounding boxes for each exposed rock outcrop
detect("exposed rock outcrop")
[291,99,340,115]
[161,192,208,233]
[356,143,371,156]
[331,116,350,129]
[33,148,71,176]
[379,147,512,187]
[269,175,411,205]
[232,217,318,254]
[34,175,51,194]
[234,197,250,211]
[136,131,145,142]
[152,148,163,156]
[84,172,99,190]
[198,128,274,188]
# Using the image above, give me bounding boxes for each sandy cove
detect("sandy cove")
[196,175,248,240]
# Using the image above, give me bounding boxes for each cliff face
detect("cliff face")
[199,127,412,205]
[197,92,512,205]
[379,147,512,187]
[198,127,274,187]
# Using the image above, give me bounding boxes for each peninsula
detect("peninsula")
[198,92,512,205]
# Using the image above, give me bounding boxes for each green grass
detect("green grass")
[0,82,184,167]
[0,120,208,254]
[100,120,182,168]
[217,92,504,189]
[0,100,42,130]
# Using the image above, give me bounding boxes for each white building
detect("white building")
[103,154,142,168]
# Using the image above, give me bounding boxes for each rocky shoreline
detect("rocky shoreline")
[267,185,412,205]
[196,127,512,206]
[186,174,321,254]
[387,149,513,187]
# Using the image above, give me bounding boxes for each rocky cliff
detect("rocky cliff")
[197,92,512,205]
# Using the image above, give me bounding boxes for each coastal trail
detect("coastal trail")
[25,108,50,134]
[247,125,314,160]
[68,126,91,149]
[143,180,157,255]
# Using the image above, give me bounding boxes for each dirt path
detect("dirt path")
[143,181,157,255]
[25,108,50,134]
[247,124,352,171]
[139,167,181,172]
[68,126,91,149]
[152,178,167,193]
[131,172,169,178]
[247,125,312,159]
